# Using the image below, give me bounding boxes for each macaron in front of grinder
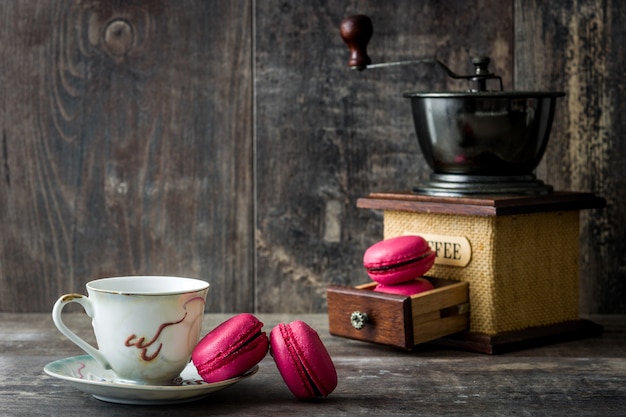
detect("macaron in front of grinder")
[270,320,338,400]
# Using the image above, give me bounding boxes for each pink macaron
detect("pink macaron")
[192,313,269,383]
[363,235,435,285]
[270,321,338,400]
[373,277,435,296]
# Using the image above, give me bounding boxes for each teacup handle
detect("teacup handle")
[52,294,111,370]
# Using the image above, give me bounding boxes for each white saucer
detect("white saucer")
[44,355,258,405]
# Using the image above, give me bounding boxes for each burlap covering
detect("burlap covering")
[384,210,580,334]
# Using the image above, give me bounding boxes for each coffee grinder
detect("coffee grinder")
[333,15,605,353]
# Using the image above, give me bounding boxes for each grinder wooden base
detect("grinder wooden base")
[344,190,607,353]
[430,319,603,354]
[357,191,607,332]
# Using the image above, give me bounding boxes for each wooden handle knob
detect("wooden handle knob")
[340,15,373,69]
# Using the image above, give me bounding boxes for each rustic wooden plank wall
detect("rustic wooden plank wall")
[254,0,514,312]
[0,0,254,313]
[514,0,626,313]
[0,0,623,314]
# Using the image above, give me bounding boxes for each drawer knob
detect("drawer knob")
[350,311,369,330]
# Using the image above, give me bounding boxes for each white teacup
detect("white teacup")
[52,276,209,385]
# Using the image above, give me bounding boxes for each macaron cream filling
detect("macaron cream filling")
[272,321,336,399]
[277,323,320,397]
[201,331,264,372]
[365,251,433,272]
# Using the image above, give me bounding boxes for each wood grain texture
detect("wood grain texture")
[514,0,626,313]
[327,284,413,348]
[254,0,513,313]
[0,0,253,312]
[357,191,606,216]
[1,313,625,416]
[327,278,469,349]
[1,1,624,315]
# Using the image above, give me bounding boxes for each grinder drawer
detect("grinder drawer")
[327,277,469,350]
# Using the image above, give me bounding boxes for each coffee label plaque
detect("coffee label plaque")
[403,232,471,267]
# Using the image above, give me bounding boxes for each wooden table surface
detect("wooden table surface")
[1,313,625,416]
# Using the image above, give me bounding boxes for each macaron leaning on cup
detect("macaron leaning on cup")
[191,313,269,383]
[270,320,338,400]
